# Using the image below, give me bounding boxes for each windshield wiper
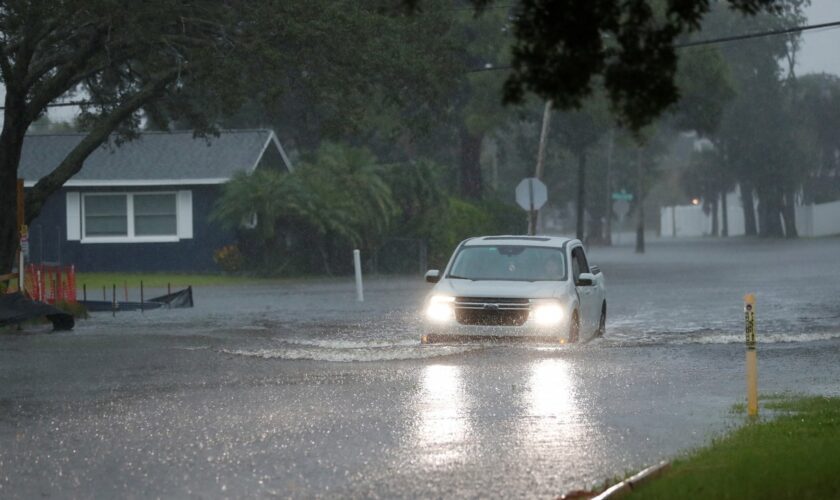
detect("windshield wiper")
[447,274,473,280]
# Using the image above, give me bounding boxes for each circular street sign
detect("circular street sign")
[613,199,630,218]
[515,177,548,211]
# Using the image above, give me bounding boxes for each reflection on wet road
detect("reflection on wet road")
[415,365,470,466]
[2,239,840,498]
[524,359,580,443]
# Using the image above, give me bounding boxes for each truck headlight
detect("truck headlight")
[426,295,455,322]
[532,303,564,326]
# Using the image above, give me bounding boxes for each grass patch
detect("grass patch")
[628,396,840,499]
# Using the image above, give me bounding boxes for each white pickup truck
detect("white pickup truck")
[422,235,606,344]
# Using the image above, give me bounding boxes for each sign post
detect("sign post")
[516,177,548,236]
[744,293,758,417]
[16,179,25,292]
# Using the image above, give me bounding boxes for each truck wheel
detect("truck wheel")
[569,310,580,343]
[597,302,606,337]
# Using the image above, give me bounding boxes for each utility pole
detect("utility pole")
[528,100,552,236]
[604,129,614,245]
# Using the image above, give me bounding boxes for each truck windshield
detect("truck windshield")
[447,245,567,281]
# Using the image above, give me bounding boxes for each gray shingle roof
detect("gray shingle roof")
[19,129,289,185]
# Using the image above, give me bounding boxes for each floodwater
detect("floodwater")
[2,238,839,498]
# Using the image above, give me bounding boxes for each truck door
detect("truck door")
[571,245,598,334]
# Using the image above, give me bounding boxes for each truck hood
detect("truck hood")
[435,279,566,299]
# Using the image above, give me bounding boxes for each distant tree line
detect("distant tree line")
[0,0,831,276]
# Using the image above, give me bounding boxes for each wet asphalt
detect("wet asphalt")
[2,238,840,498]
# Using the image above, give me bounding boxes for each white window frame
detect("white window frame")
[79,191,190,244]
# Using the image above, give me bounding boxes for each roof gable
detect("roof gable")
[19,129,292,186]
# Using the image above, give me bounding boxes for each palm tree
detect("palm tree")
[213,143,399,274]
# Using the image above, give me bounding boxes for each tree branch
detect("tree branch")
[25,70,178,221]
[23,28,107,123]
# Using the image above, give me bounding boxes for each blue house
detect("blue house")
[19,129,292,272]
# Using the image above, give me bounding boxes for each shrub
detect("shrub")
[421,196,524,268]
[213,244,244,273]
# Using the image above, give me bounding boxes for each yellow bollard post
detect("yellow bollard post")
[744,293,758,417]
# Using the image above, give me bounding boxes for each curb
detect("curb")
[559,461,671,500]
[591,461,671,499]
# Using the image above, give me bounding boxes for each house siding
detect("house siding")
[28,185,233,272]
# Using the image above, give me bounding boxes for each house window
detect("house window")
[134,194,177,236]
[84,195,128,236]
[75,191,192,243]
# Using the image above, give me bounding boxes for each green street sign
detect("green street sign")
[612,190,633,201]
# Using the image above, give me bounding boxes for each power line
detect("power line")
[467,19,840,73]
[674,19,840,48]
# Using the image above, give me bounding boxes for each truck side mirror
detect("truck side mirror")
[576,272,595,286]
[425,270,441,283]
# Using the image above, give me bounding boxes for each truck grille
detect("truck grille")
[454,297,531,326]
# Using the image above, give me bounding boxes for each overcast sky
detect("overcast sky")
[796,0,840,75]
[5,2,840,125]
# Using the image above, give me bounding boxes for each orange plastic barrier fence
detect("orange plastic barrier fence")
[25,264,76,304]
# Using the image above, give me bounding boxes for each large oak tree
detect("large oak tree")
[0,0,457,273]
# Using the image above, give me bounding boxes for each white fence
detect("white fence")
[661,189,840,238]
[795,200,840,237]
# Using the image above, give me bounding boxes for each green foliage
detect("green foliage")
[419,196,524,268]
[0,0,468,274]
[213,143,400,273]
[213,142,523,274]
[299,143,399,248]
[459,6,514,137]
[793,74,840,203]
[673,48,736,137]
[422,197,493,267]
[384,159,447,227]
[498,0,784,131]
[553,93,611,156]
[223,0,461,152]
[703,1,811,236]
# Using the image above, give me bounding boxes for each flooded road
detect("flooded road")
[2,238,840,498]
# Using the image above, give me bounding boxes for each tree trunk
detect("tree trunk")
[782,190,798,239]
[576,151,586,241]
[0,95,29,274]
[0,162,19,275]
[721,190,729,237]
[757,188,784,238]
[604,166,612,245]
[458,127,483,199]
[710,193,719,237]
[740,182,758,236]
[635,202,645,253]
[635,149,645,254]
